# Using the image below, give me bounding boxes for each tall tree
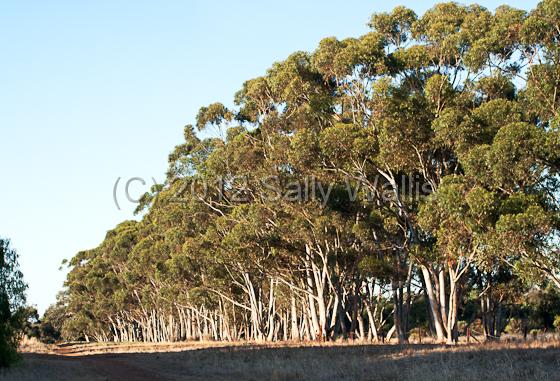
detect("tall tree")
[0,238,27,367]
[57,0,560,346]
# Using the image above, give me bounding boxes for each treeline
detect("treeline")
[53,1,560,345]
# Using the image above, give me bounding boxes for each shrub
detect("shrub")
[554,315,560,331]
[505,318,523,334]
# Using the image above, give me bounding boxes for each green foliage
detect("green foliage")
[0,238,27,367]
[37,293,68,343]
[196,103,233,131]
[56,1,560,344]
[554,315,560,330]
[524,286,560,330]
[369,6,417,46]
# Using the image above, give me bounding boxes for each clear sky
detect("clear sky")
[0,0,540,314]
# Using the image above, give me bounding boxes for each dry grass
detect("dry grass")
[17,337,52,354]
[2,339,560,381]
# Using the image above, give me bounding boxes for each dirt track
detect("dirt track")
[0,353,172,381]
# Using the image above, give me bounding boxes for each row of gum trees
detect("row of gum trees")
[59,1,560,345]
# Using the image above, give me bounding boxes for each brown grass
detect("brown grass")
[17,337,52,354]
[2,339,560,381]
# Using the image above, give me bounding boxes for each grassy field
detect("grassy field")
[1,339,560,381]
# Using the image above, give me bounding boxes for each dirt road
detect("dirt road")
[0,353,173,381]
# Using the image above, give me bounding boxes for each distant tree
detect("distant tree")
[20,306,40,339]
[39,293,68,343]
[0,238,27,367]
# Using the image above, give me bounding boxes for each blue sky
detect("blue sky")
[0,0,540,314]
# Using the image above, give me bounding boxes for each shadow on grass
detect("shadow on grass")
[4,343,560,381]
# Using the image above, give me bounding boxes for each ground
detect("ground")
[1,340,560,381]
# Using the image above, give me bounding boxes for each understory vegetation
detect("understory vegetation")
[45,0,560,346]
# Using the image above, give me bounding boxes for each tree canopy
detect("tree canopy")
[0,238,27,366]
[56,1,560,345]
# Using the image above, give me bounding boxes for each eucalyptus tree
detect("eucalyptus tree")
[0,238,27,367]
[58,1,560,345]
